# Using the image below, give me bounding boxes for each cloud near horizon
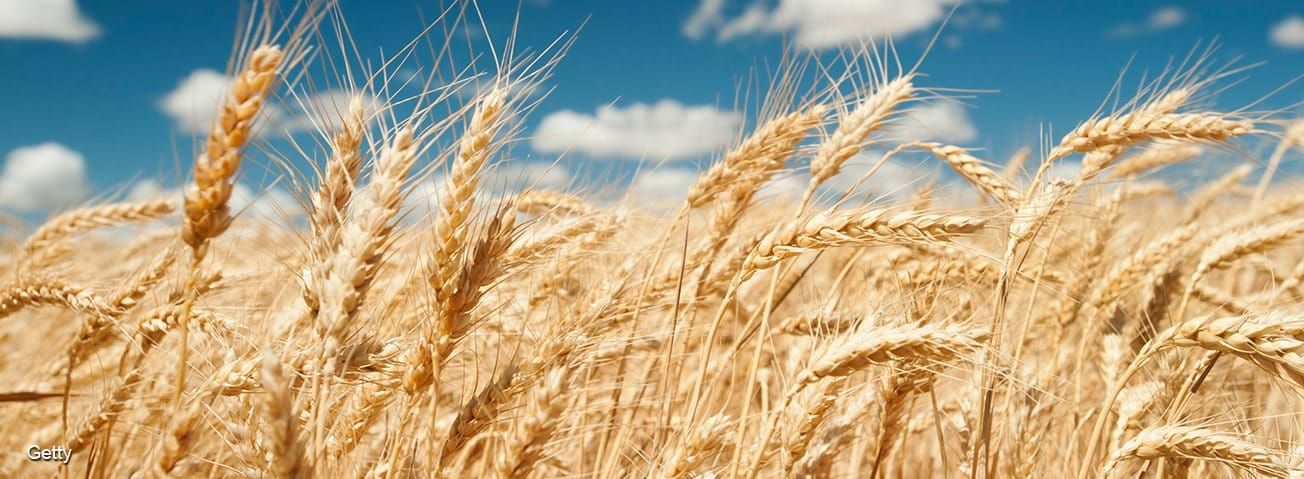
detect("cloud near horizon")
[531,100,741,161]
[0,142,92,212]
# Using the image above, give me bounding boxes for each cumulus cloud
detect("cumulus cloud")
[629,168,699,207]
[1271,15,1304,48]
[158,69,237,133]
[531,100,741,160]
[683,0,725,39]
[159,69,385,138]
[0,142,92,212]
[883,102,978,144]
[129,179,299,220]
[701,0,957,49]
[0,0,99,43]
[1106,6,1186,38]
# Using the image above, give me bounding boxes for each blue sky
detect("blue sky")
[0,0,1300,215]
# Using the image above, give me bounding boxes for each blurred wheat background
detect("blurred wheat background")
[1,1,1303,478]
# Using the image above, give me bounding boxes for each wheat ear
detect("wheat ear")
[794,323,989,388]
[923,144,1023,207]
[1104,426,1288,478]
[261,352,308,478]
[1049,112,1252,162]
[744,208,987,279]
[806,75,914,192]
[24,199,174,254]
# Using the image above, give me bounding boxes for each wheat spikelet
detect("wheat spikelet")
[1049,112,1252,161]
[662,414,732,479]
[181,44,285,254]
[1104,426,1288,478]
[261,352,308,478]
[1004,147,1030,178]
[0,276,119,321]
[808,75,914,188]
[686,107,827,209]
[794,323,989,388]
[314,125,418,342]
[1151,311,1304,387]
[303,95,367,315]
[430,86,509,308]
[494,367,570,478]
[24,199,175,254]
[1192,219,1304,284]
[744,208,987,278]
[923,144,1023,207]
[783,379,845,473]
[514,189,594,217]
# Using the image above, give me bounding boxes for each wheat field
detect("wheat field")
[1,3,1303,478]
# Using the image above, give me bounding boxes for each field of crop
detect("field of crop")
[1,3,1302,478]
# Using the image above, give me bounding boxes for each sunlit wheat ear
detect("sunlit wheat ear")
[315,125,419,343]
[436,364,519,467]
[783,379,845,474]
[182,44,285,256]
[23,199,174,255]
[65,367,147,450]
[793,323,989,388]
[303,95,366,315]
[1148,312,1304,387]
[1104,426,1289,479]
[922,143,1023,207]
[807,75,915,189]
[1109,144,1202,179]
[514,189,594,217]
[1008,179,1071,243]
[686,106,827,209]
[495,367,570,479]
[1191,219,1304,286]
[1048,112,1252,163]
[743,207,987,280]
[260,352,308,479]
[662,414,732,479]
[0,276,119,321]
[430,86,509,308]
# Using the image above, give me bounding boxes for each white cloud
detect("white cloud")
[882,102,978,144]
[1106,6,1186,38]
[629,168,699,207]
[531,100,741,160]
[129,179,299,220]
[0,142,91,212]
[0,0,99,43]
[159,69,234,134]
[160,70,381,138]
[1148,7,1185,30]
[710,0,956,49]
[493,161,573,193]
[683,0,725,39]
[1271,15,1304,48]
